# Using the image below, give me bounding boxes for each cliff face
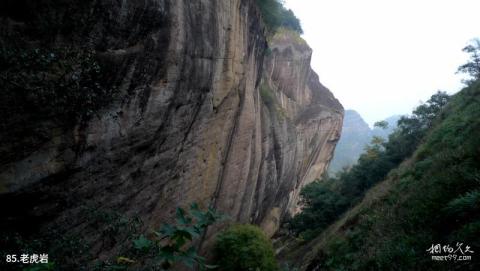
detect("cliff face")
[0,0,342,256]
[257,30,343,235]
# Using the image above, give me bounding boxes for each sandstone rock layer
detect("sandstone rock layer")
[0,0,343,256]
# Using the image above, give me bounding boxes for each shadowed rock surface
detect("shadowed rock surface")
[0,0,343,260]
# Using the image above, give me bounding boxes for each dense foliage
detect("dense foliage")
[214,224,279,271]
[288,91,451,239]
[320,80,480,270]
[256,0,303,34]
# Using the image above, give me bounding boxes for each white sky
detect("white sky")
[284,0,480,126]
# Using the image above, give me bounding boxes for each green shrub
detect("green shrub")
[214,224,279,271]
[1,204,223,271]
[256,0,303,34]
[128,203,223,270]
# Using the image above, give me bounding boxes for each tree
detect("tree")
[374,120,389,130]
[397,91,449,136]
[457,38,480,84]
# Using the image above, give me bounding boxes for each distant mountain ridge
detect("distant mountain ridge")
[328,110,400,174]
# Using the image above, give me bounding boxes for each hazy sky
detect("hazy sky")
[284,0,480,126]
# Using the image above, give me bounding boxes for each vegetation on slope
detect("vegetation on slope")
[256,0,303,34]
[288,91,450,240]
[315,80,480,270]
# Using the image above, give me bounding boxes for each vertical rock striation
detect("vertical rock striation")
[0,0,343,257]
[255,30,343,236]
